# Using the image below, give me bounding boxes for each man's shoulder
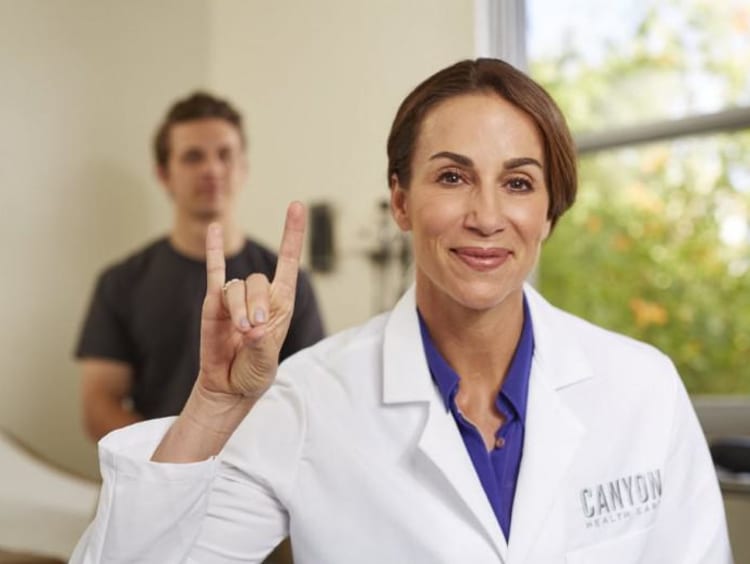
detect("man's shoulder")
[236,238,314,284]
[239,238,278,263]
[97,237,171,285]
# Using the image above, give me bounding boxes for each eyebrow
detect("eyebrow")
[181,148,204,158]
[429,152,543,170]
[429,151,473,167]
[504,157,543,170]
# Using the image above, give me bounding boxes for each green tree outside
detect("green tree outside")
[531,0,750,393]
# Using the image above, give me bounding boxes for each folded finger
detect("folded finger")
[245,273,271,327]
[222,279,250,331]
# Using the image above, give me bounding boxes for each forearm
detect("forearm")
[151,385,255,463]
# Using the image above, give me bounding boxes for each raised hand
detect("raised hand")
[151,202,306,462]
[198,201,306,400]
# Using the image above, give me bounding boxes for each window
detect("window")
[481,0,750,393]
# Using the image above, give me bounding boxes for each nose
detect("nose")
[201,154,225,178]
[466,185,505,236]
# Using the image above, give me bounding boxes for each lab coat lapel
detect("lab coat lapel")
[507,286,589,563]
[417,398,509,561]
[383,287,508,561]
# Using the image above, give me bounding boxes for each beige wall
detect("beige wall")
[208,0,475,331]
[0,0,473,479]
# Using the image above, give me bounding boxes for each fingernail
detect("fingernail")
[239,317,251,330]
[253,307,267,324]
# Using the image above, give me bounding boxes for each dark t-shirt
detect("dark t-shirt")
[75,237,325,419]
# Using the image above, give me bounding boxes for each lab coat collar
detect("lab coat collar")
[382,283,594,403]
[382,285,435,404]
[522,283,595,389]
[382,284,590,563]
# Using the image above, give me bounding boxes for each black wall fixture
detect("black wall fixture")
[309,202,336,273]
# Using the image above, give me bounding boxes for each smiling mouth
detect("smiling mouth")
[452,247,511,271]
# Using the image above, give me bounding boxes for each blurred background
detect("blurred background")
[0,0,747,561]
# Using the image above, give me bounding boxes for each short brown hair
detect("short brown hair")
[153,91,246,168]
[387,58,577,228]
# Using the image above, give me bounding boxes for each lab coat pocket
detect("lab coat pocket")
[565,527,652,564]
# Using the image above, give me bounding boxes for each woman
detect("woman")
[71,59,731,563]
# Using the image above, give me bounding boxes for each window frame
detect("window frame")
[475,0,750,152]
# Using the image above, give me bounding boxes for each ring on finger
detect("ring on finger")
[222,278,243,299]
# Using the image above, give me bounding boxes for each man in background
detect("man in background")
[76,91,325,441]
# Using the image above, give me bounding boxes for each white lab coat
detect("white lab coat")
[71,285,732,563]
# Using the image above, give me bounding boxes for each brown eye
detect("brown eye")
[438,171,463,185]
[182,149,203,164]
[218,148,233,163]
[507,177,532,192]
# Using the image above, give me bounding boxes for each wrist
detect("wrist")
[183,385,255,436]
[151,388,255,463]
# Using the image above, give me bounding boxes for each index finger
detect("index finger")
[205,222,226,295]
[272,201,306,300]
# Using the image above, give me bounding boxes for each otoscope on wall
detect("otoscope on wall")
[366,199,412,314]
[307,199,412,315]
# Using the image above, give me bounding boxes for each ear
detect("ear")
[389,174,411,232]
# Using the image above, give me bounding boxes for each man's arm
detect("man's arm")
[80,358,142,441]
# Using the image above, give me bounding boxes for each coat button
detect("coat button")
[495,436,506,449]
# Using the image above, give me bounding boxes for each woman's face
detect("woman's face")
[391,92,551,314]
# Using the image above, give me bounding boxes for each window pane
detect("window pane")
[539,133,750,394]
[528,0,750,133]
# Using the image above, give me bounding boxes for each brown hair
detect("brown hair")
[387,58,577,228]
[153,91,246,168]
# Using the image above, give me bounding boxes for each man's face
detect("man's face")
[159,118,247,221]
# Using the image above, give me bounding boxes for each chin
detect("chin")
[446,280,523,313]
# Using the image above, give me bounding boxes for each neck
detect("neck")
[170,213,244,260]
[419,289,525,398]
